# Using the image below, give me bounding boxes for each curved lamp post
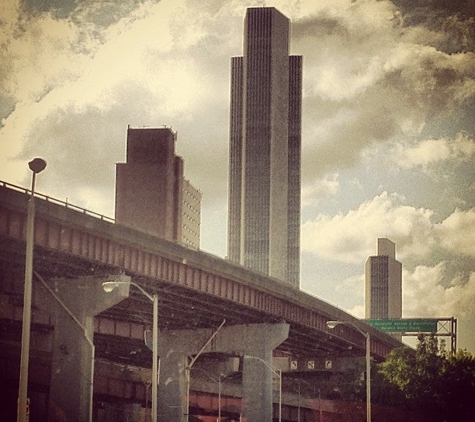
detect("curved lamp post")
[327,320,371,422]
[17,158,47,422]
[103,280,158,422]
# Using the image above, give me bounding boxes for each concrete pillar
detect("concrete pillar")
[156,347,189,422]
[34,274,130,422]
[156,328,212,421]
[155,323,289,422]
[242,349,275,422]
[239,324,288,422]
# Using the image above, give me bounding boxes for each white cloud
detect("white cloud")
[404,264,459,316]
[0,0,238,207]
[403,264,475,351]
[301,191,435,263]
[391,132,475,170]
[302,173,340,207]
[435,208,475,258]
[302,189,475,262]
[296,0,402,102]
[1,8,95,105]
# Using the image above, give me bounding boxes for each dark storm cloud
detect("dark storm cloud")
[302,90,403,178]
[393,0,475,20]
[293,15,349,39]
[294,0,475,185]
[20,0,155,23]
[20,0,79,17]
[393,0,475,52]
[382,55,475,120]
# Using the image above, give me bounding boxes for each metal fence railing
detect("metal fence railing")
[0,180,114,223]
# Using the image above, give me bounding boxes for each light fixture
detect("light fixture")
[102,281,120,293]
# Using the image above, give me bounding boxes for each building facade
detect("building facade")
[365,238,402,319]
[115,126,201,249]
[228,7,302,287]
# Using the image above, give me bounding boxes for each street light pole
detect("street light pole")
[218,375,221,421]
[102,281,158,422]
[151,291,158,422]
[17,158,47,422]
[327,320,371,422]
[365,330,371,422]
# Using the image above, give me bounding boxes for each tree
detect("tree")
[378,334,475,421]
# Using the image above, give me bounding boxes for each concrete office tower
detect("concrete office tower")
[365,238,402,319]
[228,7,302,287]
[115,126,201,249]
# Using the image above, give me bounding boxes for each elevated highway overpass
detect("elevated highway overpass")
[0,181,403,421]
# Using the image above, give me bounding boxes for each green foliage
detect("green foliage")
[378,334,475,421]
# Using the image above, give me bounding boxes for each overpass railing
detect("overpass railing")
[0,180,114,223]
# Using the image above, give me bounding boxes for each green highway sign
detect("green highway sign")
[365,318,438,333]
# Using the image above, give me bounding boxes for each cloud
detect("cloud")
[394,0,475,53]
[302,43,475,181]
[294,0,403,102]
[296,0,475,184]
[347,262,475,351]
[390,132,475,170]
[301,191,435,263]
[435,208,475,257]
[0,0,240,211]
[302,190,475,262]
[404,263,474,316]
[403,263,475,351]
[1,0,474,206]
[302,173,340,207]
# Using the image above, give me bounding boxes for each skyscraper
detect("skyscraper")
[228,7,302,287]
[115,126,201,249]
[365,238,402,319]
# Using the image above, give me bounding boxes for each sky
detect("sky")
[0,0,474,352]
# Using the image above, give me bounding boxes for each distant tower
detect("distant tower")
[228,7,302,287]
[365,238,402,319]
[115,126,201,249]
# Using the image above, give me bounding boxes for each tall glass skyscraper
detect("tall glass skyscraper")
[228,7,302,287]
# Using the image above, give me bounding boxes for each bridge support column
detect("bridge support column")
[156,323,289,422]
[34,274,130,422]
[240,324,288,422]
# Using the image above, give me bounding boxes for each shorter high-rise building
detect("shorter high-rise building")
[365,238,402,319]
[115,126,201,249]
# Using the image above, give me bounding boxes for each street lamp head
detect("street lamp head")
[102,281,120,293]
[28,158,47,174]
[326,321,341,330]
